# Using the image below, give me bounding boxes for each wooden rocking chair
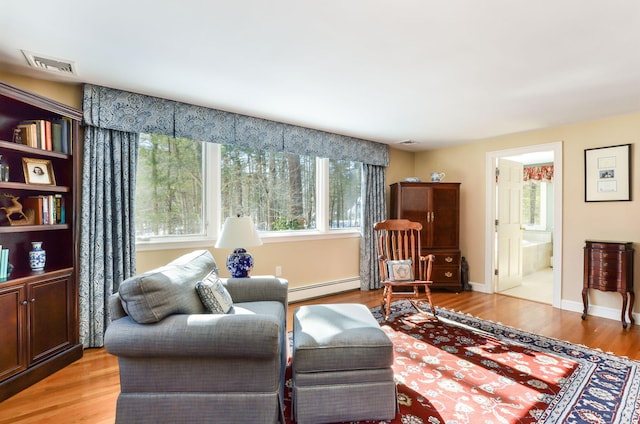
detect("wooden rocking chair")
[374,219,436,321]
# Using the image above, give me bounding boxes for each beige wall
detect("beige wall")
[414,112,640,311]
[385,148,415,211]
[0,69,82,108]
[137,237,361,289]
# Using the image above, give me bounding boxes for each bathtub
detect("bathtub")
[522,231,552,275]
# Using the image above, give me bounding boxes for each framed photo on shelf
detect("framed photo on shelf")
[22,158,56,185]
[584,144,631,202]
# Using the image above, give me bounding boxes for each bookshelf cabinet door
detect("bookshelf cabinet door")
[0,284,27,381]
[28,274,74,365]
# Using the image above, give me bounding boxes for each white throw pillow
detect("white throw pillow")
[386,259,414,282]
[195,272,234,314]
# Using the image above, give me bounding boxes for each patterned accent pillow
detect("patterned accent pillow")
[386,259,414,282]
[195,272,234,314]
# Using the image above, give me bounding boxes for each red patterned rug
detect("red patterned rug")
[284,300,640,423]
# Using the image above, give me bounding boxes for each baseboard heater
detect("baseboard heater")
[288,278,360,303]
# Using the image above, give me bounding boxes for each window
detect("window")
[522,181,548,230]
[136,135,362,246]
[328,159,361,229]
[136,134,206,240]
[220,145,316,231]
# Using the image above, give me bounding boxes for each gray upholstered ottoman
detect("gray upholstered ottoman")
[292,303,397,424]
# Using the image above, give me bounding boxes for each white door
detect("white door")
[496,158,523,291]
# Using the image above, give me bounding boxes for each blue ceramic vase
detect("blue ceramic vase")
[226,248,253,278]
[29,241,46,271]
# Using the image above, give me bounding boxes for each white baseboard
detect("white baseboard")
[288,278,361,303]
[469,281,490,293]
[290,280,639,325]
[562,299,639,324]
[468,283,639,324]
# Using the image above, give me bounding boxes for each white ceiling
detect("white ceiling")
[1,1,639,152]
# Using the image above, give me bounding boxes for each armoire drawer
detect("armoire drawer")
[428,251,461,266]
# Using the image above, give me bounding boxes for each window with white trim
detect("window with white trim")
[135,135,362,246]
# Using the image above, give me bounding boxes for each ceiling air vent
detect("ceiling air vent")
[397,139,417,146]
[22,50,76,76]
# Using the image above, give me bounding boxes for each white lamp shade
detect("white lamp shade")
[215,216,263,249]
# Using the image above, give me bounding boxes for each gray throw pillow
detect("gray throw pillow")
[195,272,234,314]
[118,250,215,323]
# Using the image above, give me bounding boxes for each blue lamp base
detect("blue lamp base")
[226,248,254,278]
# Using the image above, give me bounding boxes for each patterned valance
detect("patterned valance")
[523,165,553,182]
[83,84,389,166]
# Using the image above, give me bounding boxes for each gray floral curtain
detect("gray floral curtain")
[79,126,137,348]
[360,164,387,290]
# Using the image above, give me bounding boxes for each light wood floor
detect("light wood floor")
[1,289,639,423]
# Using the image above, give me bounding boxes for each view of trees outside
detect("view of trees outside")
[136,134,362,238]
[329,159,361,228]
[136,134,204,237]
[220,145,316,231]
[522,182,541,226]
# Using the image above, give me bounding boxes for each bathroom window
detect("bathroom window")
[522,181,548,230]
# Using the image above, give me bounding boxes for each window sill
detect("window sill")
[136,229,361,251]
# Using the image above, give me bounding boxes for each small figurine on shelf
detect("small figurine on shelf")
[0,193,34,225]
[12,127,24,144]
[0,193,35,225]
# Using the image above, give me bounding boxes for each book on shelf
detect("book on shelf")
[55,194,65,224]
[18,119,45,149]
[44,120,52,151]
[15,117,72,153]
[0,248,8,279]
[22,194,65,225]
[15,122,38,147]
[23,196,44,224]
[61,117,72,153]
[52,122,61,152]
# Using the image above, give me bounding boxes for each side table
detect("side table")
[582,240,634,328]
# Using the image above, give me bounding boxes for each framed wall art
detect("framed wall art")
[584,144,631,202]
[22,157,56,185]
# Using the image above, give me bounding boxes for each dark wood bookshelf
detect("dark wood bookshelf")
[0,81,82,402]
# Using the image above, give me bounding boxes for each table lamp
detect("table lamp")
[215,214,263,277]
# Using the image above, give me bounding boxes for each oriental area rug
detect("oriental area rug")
[283,300,640,424]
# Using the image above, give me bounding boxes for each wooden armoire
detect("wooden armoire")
[389,182,462,291]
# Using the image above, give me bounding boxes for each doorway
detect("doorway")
[484,142,563,307]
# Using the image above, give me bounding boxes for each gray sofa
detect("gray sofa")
[104,250,288,424]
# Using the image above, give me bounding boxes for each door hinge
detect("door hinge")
[494,268,499,276]
[495,219,499,226]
